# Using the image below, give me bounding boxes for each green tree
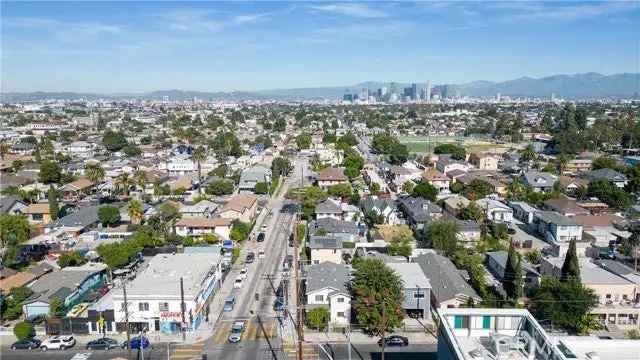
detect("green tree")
[587,179,631,209]
[388,236,413,258]
[530,277,598,334]
[342,151,364,179]
[85,163,105,184]
[49,297,65,317]
[98,205,121,227]
[503,241,523,302]
[39,160,61,184]
[463,179,494,200]
[102,130,128,152]
[97,240,142,268]
[307,307,330,331]
[209,131,242,159]
[426,220,459,256]
[401,181,415,194]
[592,156,619,170]
[254,182,269,194]
[338,132,358,147]
[58,251,87,268]
[192,146,208,195]
[520,144,536,163]
[122,145,142,157]
[296,133,312,149]
[328,183,353,199]
[271,157,292,178]
[434,144,466,160]
[388,142,409,165]
[412,182,438,201]
[370,182,381,195]
[13,322,34,340]
[561,238,581,282]
[128,199,144,225]
[47,186,59,221]
[352,259,404,339]
[230,220,251,242]
[205,179,234,195]
[0,214,31,247]
[460,202,484,223]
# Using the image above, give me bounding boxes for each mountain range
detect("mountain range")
[1,73,638,102]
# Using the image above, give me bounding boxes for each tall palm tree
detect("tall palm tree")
[192,146,208,195]
[115,173,133,196]
[128,198,144,225]
[85,163,105,184]
[134,169,148,192]
[0,141,9,160]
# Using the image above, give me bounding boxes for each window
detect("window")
[138,302,149,311]
[454,315,469,329]
[159,302,169,312]
[337,312,345,318]
[315,295,324,302]
[413,292,425,299]
[337,297,345,303]
[482,316,491,329]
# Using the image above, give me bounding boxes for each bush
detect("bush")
[98,206,121,227]
[14,322,34,340]
[307,307,330,331]
[342,241,355,249]
[254,182,269,194]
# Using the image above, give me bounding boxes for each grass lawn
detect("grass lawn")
[399,135,519,154]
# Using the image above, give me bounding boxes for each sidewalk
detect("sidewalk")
[303,330,437,345]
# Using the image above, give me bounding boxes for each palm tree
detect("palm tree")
[115,173,133,196]
[629,228,640,272]
[556,154,569,175]
[85,163,105,184]
[192,146,207,195]
[128,199,144,225]
[133,169,148,192]
[0,141,9,160]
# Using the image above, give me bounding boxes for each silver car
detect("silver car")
[228,321,246,343]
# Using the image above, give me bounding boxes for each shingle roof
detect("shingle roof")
[523,171,557,187]
[414,252,480,304]
[583,168,627,182]
[25,203,50,214]
[222,194,257,213]
[308,235,343,249]
[535,211,580,226]
[311,218,359,235]
[175,217,231,228]
[315,199,342,214]
[385,262,431,289]
[0,196,24,213]
[317,167,348,182]
[306,262,351,295]
[397,196,442,223]
[49,205,102,228]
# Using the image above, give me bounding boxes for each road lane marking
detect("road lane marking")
[70,353,92,360]
[211,322,231,345]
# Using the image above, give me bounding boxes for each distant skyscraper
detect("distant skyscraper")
[441,85,449,99]
[496,93,501,102]
[381,87,388,96]
[425,81,431,102]
[411,83,418,101]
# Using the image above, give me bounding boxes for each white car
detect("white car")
[228,321,246,343]
[238,268,248,280]
[40,335,75,351]
[233,277,244,289]
[258,251,265,259]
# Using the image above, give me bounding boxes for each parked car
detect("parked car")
[378,335,409,347]
[257,232,266,242]
[122,336,150,349]
[223,296,236,312]
[273,297,286,311]
[40,335,75,351]
[233,277,244,289]
[86,338,119,350]
[26,314,46,324]
[288,233,294,247]
[228,321,246,343]
[11,338,41,350]
[238,267,249,280]
[245,252,255,264]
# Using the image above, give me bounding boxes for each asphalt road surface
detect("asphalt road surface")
[0,345,167,360]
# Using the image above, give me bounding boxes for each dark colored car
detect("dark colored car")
[17,244,49,264]
[26,314,47,324]
[273,297,286,311]
[122,337,150,350]
[288,233,294,247]
[378,335,409,347]
[86,338,119,350]
[11,339,41,350]
[245,252,255,263]
[257,233,266,242]
[286,254,294,265]
[507,227,516,235]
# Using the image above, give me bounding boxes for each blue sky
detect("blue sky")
[1,1,639,93]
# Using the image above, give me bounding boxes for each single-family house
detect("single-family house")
[422,169,451,193]
[583,168,628,188]
[238,165,272,193]
[0,195,27,214]
[476,198,513,223]
[305,262,352,326]
[360,197,400,225]
[455,220,481,248]
[508,201,539,225]
[316,167,349,189]
[397,196,443,231]
[310,218,360,243]
[315,199,343,220]
[174,217,232,239]
[414,252,481,309]
[534,211,584,256]
[442,195,470,216]
[219,194,258,224]
[522,171,557,193]
[179,200,218,219]
[24,203,52,225]
[485,251,541,290]
[59,178,94,201]
[435,157,469,176]
[543,197,590,217]
[468,153,498,171]
[308,235,344,265]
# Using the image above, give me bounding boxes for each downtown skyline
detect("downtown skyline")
[2,1,639,93]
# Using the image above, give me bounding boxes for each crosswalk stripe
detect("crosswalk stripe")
[212,322,231,344]
[245,321,259,340]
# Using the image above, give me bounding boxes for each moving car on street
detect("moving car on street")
[257,232,266,242]
[378,335,409,347]
[258,250,265,259]
[228,321,246,343]
[122,336,150,349]
[245,252,255,264]
[11,338,41,350]
[223,296,236,312]
[238,267,249,280]
[233,277,244,289]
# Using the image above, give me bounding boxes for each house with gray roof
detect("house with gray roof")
[308,235,345,265]
[485,251,541,291]
[414,252,481,308]
[305,262,352,326]
[310,217,360,242]
[238,165,272,193]
[583,168,628,188]
[22,263,108,319]
[360,197,399,225]
[0,195,27,215]
[315,199,343,220]
[46,205,104,235]
[534,211,584,256]
[522,171,557,193]
[386,262,431,319]
[397,196,443,231]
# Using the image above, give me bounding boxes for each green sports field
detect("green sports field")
[399,135,518,154]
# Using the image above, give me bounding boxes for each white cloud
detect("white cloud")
[6,17,123,39]
[308,3,388,18]
[160,9,270,32]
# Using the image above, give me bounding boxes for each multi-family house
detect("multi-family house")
[455,220,482,248]
[308,235,344,265]
[476,198,513,223]
[509,201,539,225]
[305,262,352,326]
[24,203,52,225]
[386,262,431,319]
[435,157,469,176]
[565,158,592,174]
[387,165,422,191]
[534,211,584,256]
[316,167,349,189]
[179,200,218,219]
[315,199,343,220]
[238,165,272,193]
[360,197,400,225]
[309,217,360,243]
[543,197,590,217]
[468,153,498,171]
[442,195,471,216]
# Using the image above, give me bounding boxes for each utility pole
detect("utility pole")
[254,312,278,360]
[123,282,132,360]
[180,277,186,342]
[294,158,304,360]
